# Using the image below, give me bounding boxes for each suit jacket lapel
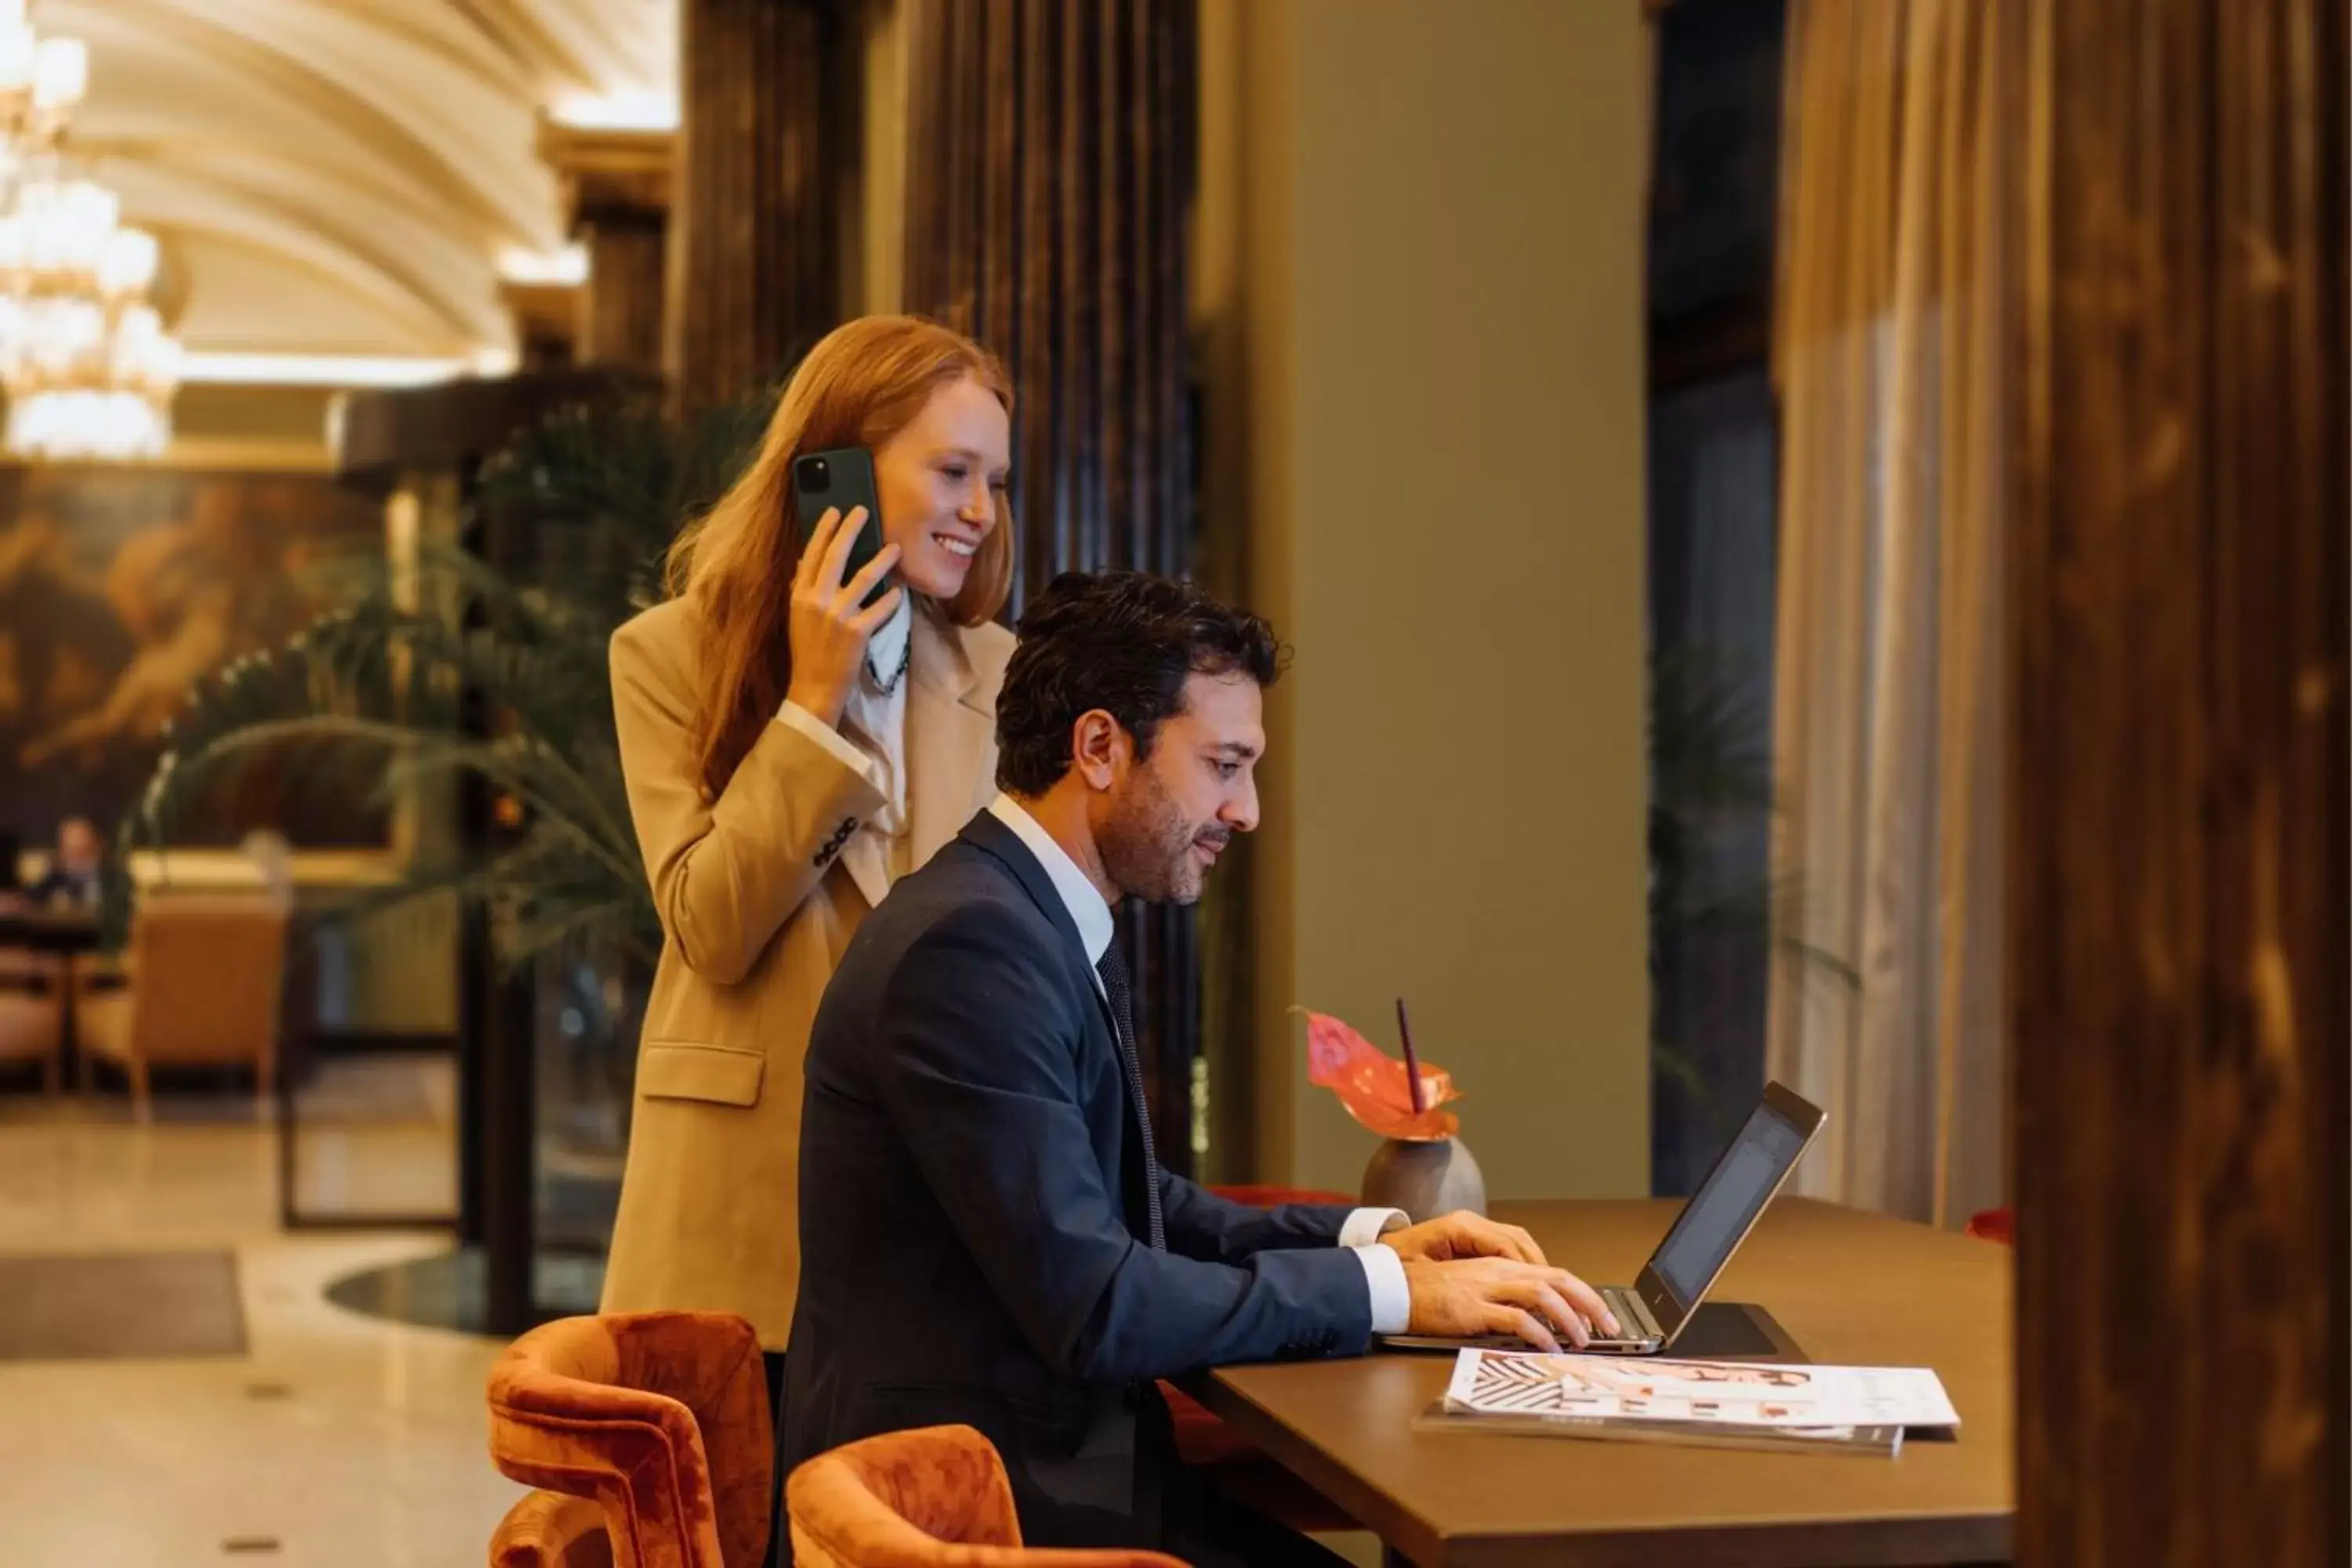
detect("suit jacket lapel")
[962,808,1129,1022]
[960,812,1137,1103]
[906,609,997,868]
[960,809,1093,964]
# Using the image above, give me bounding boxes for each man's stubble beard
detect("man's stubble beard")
[1099,758,1204,906]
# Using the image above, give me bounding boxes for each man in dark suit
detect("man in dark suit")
[781,571,1613,1563]
[23,817,103,909]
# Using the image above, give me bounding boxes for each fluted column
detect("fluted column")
[577,216,666,372]
[903,0,1196,601]
[904,0,1201,1169]
[668,0,851,408]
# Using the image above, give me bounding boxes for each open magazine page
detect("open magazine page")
[1443,1349,1961,1429]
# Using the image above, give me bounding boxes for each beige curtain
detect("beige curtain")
[1766,0,2010,1226]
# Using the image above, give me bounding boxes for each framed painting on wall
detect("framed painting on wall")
[0,464,390,853]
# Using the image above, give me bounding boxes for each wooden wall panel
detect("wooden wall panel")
[2009,0,2347,1562]
[903,0,1203,1171]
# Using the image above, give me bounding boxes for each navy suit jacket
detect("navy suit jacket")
[780,808,1373,1546]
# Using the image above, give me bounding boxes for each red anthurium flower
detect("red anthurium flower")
[1294,1007,1459,1142]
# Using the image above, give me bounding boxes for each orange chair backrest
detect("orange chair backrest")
[487,1311,771,1568]
[785,1424,1189,1568]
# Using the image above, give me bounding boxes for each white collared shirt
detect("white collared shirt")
[985,793,1112,996]
[985,792,1413,1335]
[775,594,914,908]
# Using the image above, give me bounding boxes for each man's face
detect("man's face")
[57,819,99,872]
[1097,672,1264,906]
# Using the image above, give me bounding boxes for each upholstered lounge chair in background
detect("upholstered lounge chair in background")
[75,890,289,1118]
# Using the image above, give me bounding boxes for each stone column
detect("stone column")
[667,0,853,408]
[577,216,666,372]
[499,280,578,368]
[539,121,671,377]
[902,0,1201,1165]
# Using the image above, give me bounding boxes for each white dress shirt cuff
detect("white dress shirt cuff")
[1352,1243,1412,1337]
[1338,1207,1409,1250]
[775,700,884,789]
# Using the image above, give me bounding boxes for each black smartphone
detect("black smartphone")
[791,447,892,608]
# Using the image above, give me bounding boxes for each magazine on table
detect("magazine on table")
[1419,1348,1959,1457]
[1411,1401,1911,1457]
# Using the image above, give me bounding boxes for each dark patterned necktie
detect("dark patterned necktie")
[1094,942,1167,1252]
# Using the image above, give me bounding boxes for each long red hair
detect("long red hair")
[666,315,1015,800]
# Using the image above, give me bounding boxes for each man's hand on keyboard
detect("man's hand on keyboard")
[1385,1210,1548,1266]
[1401,1257,1618,1352]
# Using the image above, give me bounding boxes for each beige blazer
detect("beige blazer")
[599,593,1013,1346]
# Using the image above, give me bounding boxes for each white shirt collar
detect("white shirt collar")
[985,793,1114,967]
[862,591,913,690]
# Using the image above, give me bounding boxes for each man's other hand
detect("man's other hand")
[1401,1258,1618,1352]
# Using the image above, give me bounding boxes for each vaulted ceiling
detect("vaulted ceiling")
[46,0,673,364]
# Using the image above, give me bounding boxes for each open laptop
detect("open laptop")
[1377,1080,1827,1356]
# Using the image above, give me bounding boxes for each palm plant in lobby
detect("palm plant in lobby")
[112,390,775,971]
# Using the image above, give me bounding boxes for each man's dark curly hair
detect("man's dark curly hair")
[995,571,1285,797]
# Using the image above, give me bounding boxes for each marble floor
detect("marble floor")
[0,1077,1383,1568]
[0,1086,524,1568]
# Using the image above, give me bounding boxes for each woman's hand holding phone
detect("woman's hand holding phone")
[784,506,902,728]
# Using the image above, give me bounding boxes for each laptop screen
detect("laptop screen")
[1650,1098,1814,1306]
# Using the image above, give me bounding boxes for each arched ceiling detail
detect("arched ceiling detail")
[33,0,676,362]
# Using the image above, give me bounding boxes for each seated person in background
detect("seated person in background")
[24,817,103,909]
[782,572,1615,1566]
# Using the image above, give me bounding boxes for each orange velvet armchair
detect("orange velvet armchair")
[786,1425,1188,1567]
[486,1311,773,1568]
[492,1490,616,1568]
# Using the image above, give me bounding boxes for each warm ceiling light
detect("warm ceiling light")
[98,225,156,296]
[495,242,586,285]
[0,24,31,97]
[0,16,178,461]
[549,89,678,132]
[30,34,80,113]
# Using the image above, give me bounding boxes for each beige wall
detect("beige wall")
[1198,0,1651,1199]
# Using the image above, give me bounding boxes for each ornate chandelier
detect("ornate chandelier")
[0,2,180,462]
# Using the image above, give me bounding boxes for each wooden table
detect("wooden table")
[0,905,102,954]
[1182,1197,2013,1567]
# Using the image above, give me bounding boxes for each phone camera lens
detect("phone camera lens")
[800,456,830,490]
